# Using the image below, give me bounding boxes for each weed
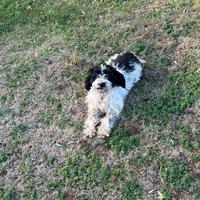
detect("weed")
[22,186,37,200]
[19,96,31,114]
[0,107,12,117]
[177,124,191,133]
[105,128,140,152]
[8,124,29,146]
[18,161,32,175]
[132,40,146,54]
[11,124,28,134]
[56,191,65,200]
[42,153,56,166]
[0,95,7,102]
[56,115,70,129]
[64,95,76,103]
[159,158,194,191]
[59,151,109,187]
[44,177,63,189]
[163,20,174,34]
[111,163,125,180]
[0,150,7,163]
[74,121,83,130]
[0,188,15,200]
[37,110,54,125]
[178,134,193,150]
[158,56,171,67]
[158,188,171,200]
[77,194,91,200]
[134,147,160,165]
[191,154,200,168]
[121,180,142,200]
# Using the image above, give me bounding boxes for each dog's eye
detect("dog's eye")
[105,74,110,78]
[104,70,112,79]
[94,69,101,74]
[103,70,109,76]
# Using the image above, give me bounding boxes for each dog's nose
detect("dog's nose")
[99,82,106,88]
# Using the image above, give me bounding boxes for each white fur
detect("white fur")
[84,52,143,138]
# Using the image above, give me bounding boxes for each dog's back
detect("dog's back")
[106,52,143,91]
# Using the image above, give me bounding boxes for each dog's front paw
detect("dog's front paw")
[97,127,110,138]
[83,128,96,139]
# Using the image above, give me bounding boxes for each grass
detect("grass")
[0,0,200,199]
[121,180,142,200]
[22,186,37,200]
[104,128,140,153]
[0,150,7,163]
[59,151,109,187]
[159,158,200,199]
[135,70,200,123]
[0,107,12,117]
[0,188,15,200]
[159,158,194,190]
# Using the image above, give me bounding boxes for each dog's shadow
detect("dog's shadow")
[120,63,168,129]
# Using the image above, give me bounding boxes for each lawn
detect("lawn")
[0,0,200,199]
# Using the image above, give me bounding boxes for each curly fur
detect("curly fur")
[83,52,144,138]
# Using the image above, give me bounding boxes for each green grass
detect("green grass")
[0,188,15,200]
[11,123,28,134]
[132,40,146,54]
[159,158,194,191]
[43,177,63,190]
[22,186,37,200]
[191,154,200,168]
[59,151,109,187]
[135,70,200,123]
[105,128,140,153]
[0,0,200,199]
[59,150,141,194]
[0,107,12,117]
[56,115,70,129]
[42,153,56,166]
[0,150,7,163]
[36,95,71,127]
[0,95,7,102]
[121,180,142,200]
[134,146,160,165]
[159,157,200,199]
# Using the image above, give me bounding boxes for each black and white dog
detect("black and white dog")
[84,52,144,138]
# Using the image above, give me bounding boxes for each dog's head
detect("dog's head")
[85,64,125,93]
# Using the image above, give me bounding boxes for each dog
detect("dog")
[83,52,144,138]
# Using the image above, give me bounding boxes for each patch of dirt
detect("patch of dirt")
[119,120,142,134]
[63,190,75,200]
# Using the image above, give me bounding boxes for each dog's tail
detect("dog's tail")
[137,57,146,64]
[130,52,145,64]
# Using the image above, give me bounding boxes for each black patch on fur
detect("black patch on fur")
[104,65,126,88]
[85,65,126,90]
[84,66,101,90]
[114,52,140,72]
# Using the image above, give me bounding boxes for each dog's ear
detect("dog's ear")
[84,68,94,91]
[106,65,126,88]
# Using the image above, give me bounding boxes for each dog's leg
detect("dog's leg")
[83,110,101,138]
[97,112,117,138]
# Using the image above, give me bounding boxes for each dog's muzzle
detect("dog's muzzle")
[97,82,106,89]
